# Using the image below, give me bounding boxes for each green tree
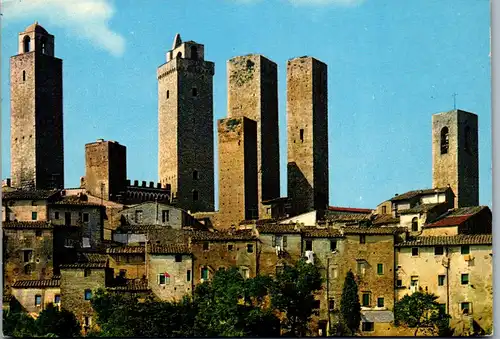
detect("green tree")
[35,303,80,337]
[270,259,323,337]
[339,270,361,336]
[3,297,37,338]
[394,291,452,336]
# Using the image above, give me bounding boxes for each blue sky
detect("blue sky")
[1,0,491,209]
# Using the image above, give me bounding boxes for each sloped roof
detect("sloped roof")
[60,263,107,269]
[302,228,343,238]
[149,244,191,254]
[108,279,150,292]
[395,234,492,247]
[399,203,446,214]
[449,206,488,216]
[325,213,371,222]
[257,223,301,234]
[12,279,60,289]
[191,229,256,241]
[424,215,472,228]
[25,22,49,34]
[342,226,406,235]
[3,189,60,200]
[106,246,145,254]
[328,206,372,214]
[2,221,52,229]
[372,214,400,225]
[390,187,450,202]
[53,196,102,207]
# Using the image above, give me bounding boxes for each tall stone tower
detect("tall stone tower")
[432,109,479,208]
[10,22,64,190]
[217,117,258,228]
[227,55,280,218]
[85,139,127,201]
[158,34,215,213]
[287,57,329,216]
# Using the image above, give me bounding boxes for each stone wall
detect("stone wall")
[258,232,302,276]
[148,254,193,301]
[11,286,60,314]
[4,199,48,221]
[119,202,194,228]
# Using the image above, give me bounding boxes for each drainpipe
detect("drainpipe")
[326,257,331,336]
[446,247,450,314]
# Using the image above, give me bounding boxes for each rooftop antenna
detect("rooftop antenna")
[452,93,458,110]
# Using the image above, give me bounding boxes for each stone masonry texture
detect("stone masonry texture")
[432,109,479,208]
[227,55,280,218]
[287,57,329,216]
[158,38,215,213]
[11,25,63,190]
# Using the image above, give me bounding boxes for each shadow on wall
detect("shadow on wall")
[287,162,314,216]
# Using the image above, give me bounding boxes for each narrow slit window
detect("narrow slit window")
[23,71,26,82]
[300,129,304,142]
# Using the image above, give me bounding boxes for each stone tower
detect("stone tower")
[432,109,479,208]
[287,57,329,216]
[217,117,258,228]
[10,22,64,190]
[85,139,127,201]
[227,55,280,218]
[158,34,215,213]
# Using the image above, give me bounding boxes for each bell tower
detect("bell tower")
[10,22,64,190]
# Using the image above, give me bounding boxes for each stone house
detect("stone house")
[147,244,193,301]
[397,202,449,233]
[190,230,259,283]
[395,234,492,335]
[106,246,146,280]
[11,277,61,315]
[421,206,492,236]
[2,189,61,222]
[389,187,455,217]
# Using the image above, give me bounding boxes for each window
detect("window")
[357,261,366,276]
[362,322,374,332]
[438,275,446,286]
[435,246,444,255]
[23,250,33,263]
[119,270,126,278]
[84,289,92,300]
[35,230,42,237]
[228,244,234,251]
[412,247,419,256]
[203,242,209,251]
[377,297,384,307]
[54,211,60,219]
[192,87,198,97]
[22,70,26,81]
[41,37,47,54]
[396,279,403,287]
[461,245,470,255]
[360,235,366,244]
[83,213,89,222]
[312,300,320,315]
[330,240,337,252]
[135,210,143,223]
[438,304,446,314]
[299,129,304,142]
[158,273,170,285]
[166,90,170,99]
[162,210,170,223]
[381,206,387,214]
[201,267,209,280]
[410,276,419,291]
[377,263,384,275]
[32,211,37,220]
[54,295,61,304]
[23,35,30,53]
[193,170,199,180]
[282,236,287,248]
[190,45,198,60]
[241,267,250,279]
[84,316,91,327]
[247,244,254,253]
[192,190,199,201]
[35,294,42,307]
[305,240,312,251]
[461,274,469,285]
[175,254,182,262]
[411,217,418,232]
[24,264,32,275]
[461,302,471,315]
[187,270,191,282]
[65,212,71,226]
[84,268,91,277]
[362,293,370,307]
[440,127,449,154]
[328,299,335,311]
[331,267,338,278]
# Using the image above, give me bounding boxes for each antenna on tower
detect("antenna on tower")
[452,93,458,110]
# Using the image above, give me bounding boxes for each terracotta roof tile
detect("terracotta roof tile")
[191,230,257,241]
[372,215,400,225]
[60,263,108,269]
[424,215,472,228]
[399,203,446,214]
[302,228,343,238]
[449,206,488,216]
[395,235,492,247]
[342,226,406,235]
[53,196,102,207]
[107,246,145,254]
[2,189,60,200]
[2,221,52,229]
[257,223,301,234]
[390,187,450,202]
[239,218,277,225]
[325,213,371,222]
[328,206,373,214]
[108,279,150,292]
[149,244,191,254]
[12,279,60,288]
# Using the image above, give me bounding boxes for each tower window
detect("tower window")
[166,90,170,99]
[190,46,198,60]
[192,190,199,201]
[192,87,198,97]
[176,51,182,59]
[41,37,47,54]
[300,129,304,142]
[193,170,199,180]
[22,70,26,81]
[23,35,31,53]
[440,127,449,154]
[411,217,418,232]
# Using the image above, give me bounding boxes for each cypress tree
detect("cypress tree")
[340,270,361,335]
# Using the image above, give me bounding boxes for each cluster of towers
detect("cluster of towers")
[9,23,480,222]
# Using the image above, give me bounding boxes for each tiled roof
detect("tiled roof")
[328,206,373,214]
[449,206,487,216]
[257,223,301,234]
[390,187,450,202]
[2,221,52,229]
[12,279,60,288]
[191,229,257,241]
[325,213,371,222]
[372,214,400,225]
[78,252,108,263]
[108,279,150,292]
[239,218,277,225]
[424,215,472,228]
[342,226,406,235]
[53,196,102,207]
[2,189,60,200]
[60,263,107,269]
[395,234,492,247]
[399,203,446,214]
[302,228,343,238]
[107,246,145,254]
[149,244,191,254]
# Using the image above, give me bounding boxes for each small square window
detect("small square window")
[328,299,335,311]
[377,263,384,275]
[35,294,42,306]
[192,87,198,97]
[362,293,370,307]
[201,268,209,280]
[435,246,444,255]
[162,210,170,223]
[175,254,182,262]
[32,212,37,220]
[412,247,419,256]
[305,240,312,251]
[35,230,42,237]
[362,322,374,332]
[54,294,61,304]
[54,211,60,219]
[83,213,89,222]
[23,250,33,263]
[84,289,92,300]
[438,275,446,286]
[461,245,470,255]
[377,297,384,307]
[84,268,91,277]
[330,240,337,251]
[228,244,234,251]
[396,279,403,287]
[461,302,471,315]
[360,235,366,244]
[158,273,166,285]
[247,244,254,253]
[461,274,469,285]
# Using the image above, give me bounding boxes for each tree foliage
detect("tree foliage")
[339,270,361,336]
[394,291,452,336]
